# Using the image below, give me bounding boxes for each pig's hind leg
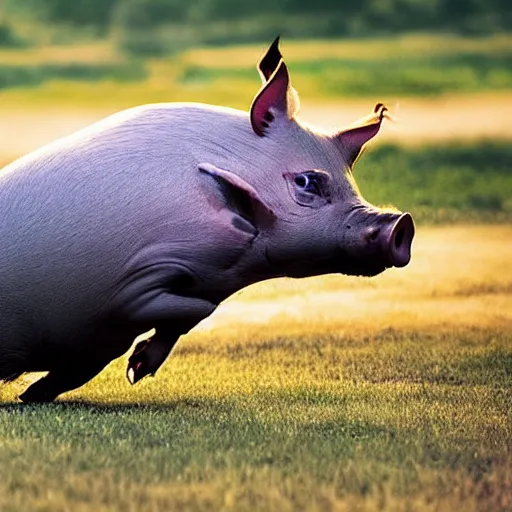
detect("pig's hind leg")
[18,354,112,403]
[0,309,37,384]
[18,329,135,403]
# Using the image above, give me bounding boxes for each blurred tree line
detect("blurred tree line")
[1,0,511,53]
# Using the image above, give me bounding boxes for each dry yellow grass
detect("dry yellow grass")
[1,32,511,159]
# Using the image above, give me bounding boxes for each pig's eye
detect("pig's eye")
[287,170,331,208]
[294,171,326,197]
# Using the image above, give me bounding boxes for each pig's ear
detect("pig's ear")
[250,60,299,137]
[335,103,388,167]
[257,36,282,83]
[198,163,275,234]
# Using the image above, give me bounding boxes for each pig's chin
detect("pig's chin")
[284,263,387,279]
[337,263,387,278]
[265,248,389,279]
[277,257,388,279]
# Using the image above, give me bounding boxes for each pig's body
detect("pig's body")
[0,104,272,376]
[0,39,415,401]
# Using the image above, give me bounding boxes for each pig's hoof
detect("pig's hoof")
[126,340,154,385]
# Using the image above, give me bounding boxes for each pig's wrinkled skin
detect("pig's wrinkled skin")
[0,38,414,402]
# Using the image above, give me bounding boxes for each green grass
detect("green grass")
[1,325,511,511]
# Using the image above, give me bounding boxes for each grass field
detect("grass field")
[0,225,511,511]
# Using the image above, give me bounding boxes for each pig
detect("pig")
[0,38,414,402]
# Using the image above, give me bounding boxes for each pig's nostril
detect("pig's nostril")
[394,227,405,248]
[388,213,415,268]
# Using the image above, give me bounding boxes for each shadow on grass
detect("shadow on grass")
[0,398,206,413]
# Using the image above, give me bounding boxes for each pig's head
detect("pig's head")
[199,38,414,279]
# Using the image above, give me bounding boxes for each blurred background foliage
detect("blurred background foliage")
[0,0,511,93]
[1,0,511,53]
[0,0,510,99]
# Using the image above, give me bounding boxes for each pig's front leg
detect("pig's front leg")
[126,326,181,385]
[126,294,216,385]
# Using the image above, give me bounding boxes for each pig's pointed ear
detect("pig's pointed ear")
[250,60,299,137]
[257,36,282,83]
[335,103,388,168]
[198,163,275,234]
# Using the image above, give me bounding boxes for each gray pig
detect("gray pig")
[0,38,414,402]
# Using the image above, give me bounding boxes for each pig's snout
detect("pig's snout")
[364,213,415,268]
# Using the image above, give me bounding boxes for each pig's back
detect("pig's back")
[0,102,249,333]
